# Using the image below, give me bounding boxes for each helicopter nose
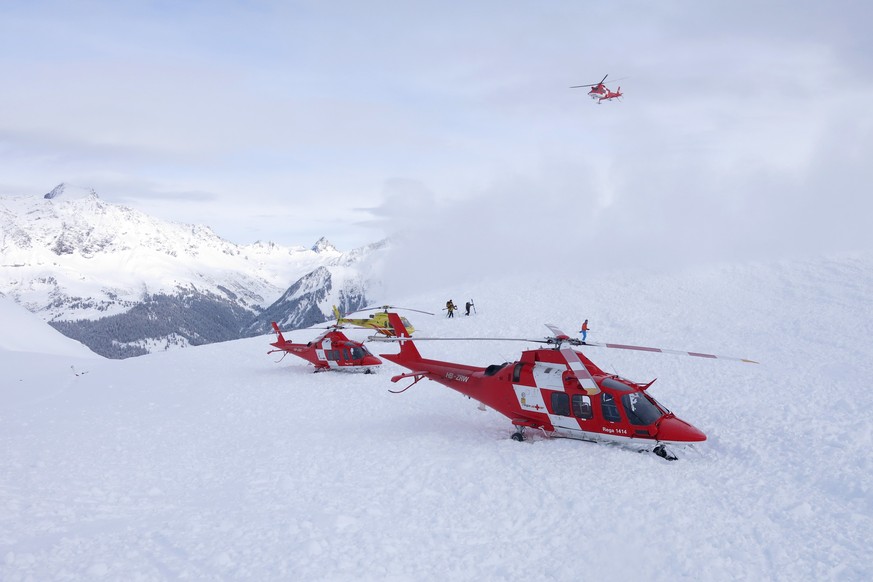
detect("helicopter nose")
[657,416,706,443]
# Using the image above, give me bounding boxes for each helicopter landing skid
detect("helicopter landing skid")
[653,444,678,461]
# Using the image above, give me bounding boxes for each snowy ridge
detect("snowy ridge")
[1,251,870,580]
[0,184,369,320]
[0,184,385,356]
[249,265,368,333]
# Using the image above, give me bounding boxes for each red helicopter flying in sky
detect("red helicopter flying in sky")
[269,322,382,373]
[376,313,756,460]
[571,73,624,103]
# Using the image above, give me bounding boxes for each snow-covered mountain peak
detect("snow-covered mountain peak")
[1,186,385,353]
[43,183,98,201]
[311,237,338,253]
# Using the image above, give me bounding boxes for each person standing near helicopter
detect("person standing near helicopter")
[579,319,589,343]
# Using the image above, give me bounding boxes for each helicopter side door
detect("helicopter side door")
[599,377,664,440]
[546,390,598,438]
[319,337,340,369]
[528,363,596,436]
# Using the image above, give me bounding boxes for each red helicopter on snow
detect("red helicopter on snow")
[571,73,624,103]
[376,313,756,460]
[269,321,382,373]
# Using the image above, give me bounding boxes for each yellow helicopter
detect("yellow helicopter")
[332,305,433,336]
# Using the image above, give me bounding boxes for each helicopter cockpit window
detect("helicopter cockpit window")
[572,394,593,419]
[621,393,662,426]
[551,392,571,416]
[600,393,622,423]
[351,346,368,360]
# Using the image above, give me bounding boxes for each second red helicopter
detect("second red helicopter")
[269,322,382,373]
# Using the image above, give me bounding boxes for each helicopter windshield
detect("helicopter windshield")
[621,392,662,426]
[350,346,370,360]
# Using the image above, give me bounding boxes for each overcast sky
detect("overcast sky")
[1,1,871,279]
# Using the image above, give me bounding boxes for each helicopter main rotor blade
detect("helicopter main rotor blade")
[544,323,755,362]
[349,305,435,316]
[545,323,571,338]
[392,306,435,315]
[369,336,542,343]
[570,74,608,89]
[369,324,757,363]
[570,75,627,89]
[558,348,600,395]
[582,341,757,363]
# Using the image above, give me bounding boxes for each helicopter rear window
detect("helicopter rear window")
[326,350,340,361]
[600,393,622,423]
[572,394,593,419]
[621,393,662,426]
[550,392,570,416]
[484,363,508,376]
[601,377,633,392]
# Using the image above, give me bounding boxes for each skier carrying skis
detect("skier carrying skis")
[446,300,457,318]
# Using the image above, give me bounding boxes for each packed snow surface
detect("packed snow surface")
[1,253,871,580]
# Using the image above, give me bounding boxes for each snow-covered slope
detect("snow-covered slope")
[1,292,101,415]
[0,293,96,358]
[1,253,870,580]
